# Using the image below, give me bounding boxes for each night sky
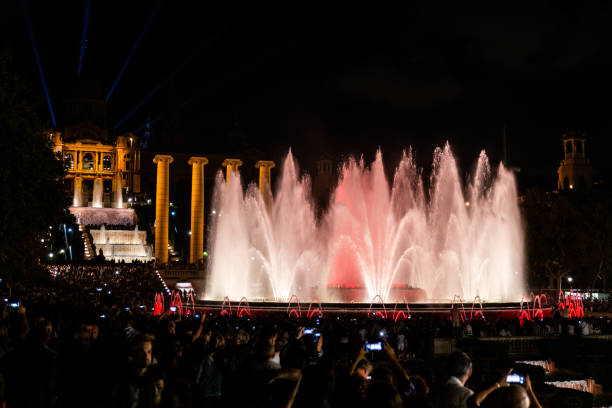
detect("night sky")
[3,2,612,189]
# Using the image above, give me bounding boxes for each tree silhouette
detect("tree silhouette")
[522,188,612,290]
[0,51,70,283]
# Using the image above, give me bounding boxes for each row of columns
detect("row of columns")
[72,175,123,208]
[153,155,275,264]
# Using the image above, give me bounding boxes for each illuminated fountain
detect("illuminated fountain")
[90,224,153,263]
[205,144,524,303]
[206,153,324,301]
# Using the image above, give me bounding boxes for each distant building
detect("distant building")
[46,89,149,261]
[48,84,142,209]
[557,131,592,191]
[48,126,141,209]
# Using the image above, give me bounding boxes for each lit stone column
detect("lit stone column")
[255,160,275,192]
[92,177,103,208]
[188,157,208,264]
[153,155,174,263]
[222,158,243,182]
[73,177,82,207]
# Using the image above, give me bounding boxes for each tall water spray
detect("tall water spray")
[206,153,322,301]
[205,144,524,302]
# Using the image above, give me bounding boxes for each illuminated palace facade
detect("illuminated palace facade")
[45,108,151,261]
[48,122,141,209]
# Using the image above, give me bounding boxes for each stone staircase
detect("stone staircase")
[168,242,179,261]
[79,224,94,260]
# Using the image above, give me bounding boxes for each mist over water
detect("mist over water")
[205,143,524,303]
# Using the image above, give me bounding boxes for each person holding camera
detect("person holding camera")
[432,351,543,408]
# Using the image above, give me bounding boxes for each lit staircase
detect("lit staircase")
[168,242,179,261]
[79,224,94,260]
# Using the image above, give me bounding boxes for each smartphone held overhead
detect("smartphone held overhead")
[506,373,525,384]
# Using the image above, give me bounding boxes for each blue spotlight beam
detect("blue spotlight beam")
[133,81,229,133]
[105,0,162,101]
[113,50,198,130]
[131,61,264,134]
[21,0,56,127]
[77,0,91,75]
[131,80,226,134]
[134,116,160,134]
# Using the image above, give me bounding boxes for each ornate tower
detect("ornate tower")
[557,131,592,191]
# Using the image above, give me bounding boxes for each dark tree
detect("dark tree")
[522,188,572,290]
[522,188,612,291]
[580,196,612,290]
[0,51,70,283]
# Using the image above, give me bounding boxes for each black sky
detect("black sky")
[3,2,612,188]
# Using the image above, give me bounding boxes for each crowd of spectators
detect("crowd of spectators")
[0,264,606,407]
[584,298,612,314]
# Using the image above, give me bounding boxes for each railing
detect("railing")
[434,337,547,357]
[159,268,205,279]
[445,335,612,357]
[473,336,546,356]
[585,334,612,343]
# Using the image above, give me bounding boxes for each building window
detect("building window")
[83,153,94,170]
[103,155,112,171]
[576,141,583,154]
[64,153,74,170]
[566,141,573,154]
